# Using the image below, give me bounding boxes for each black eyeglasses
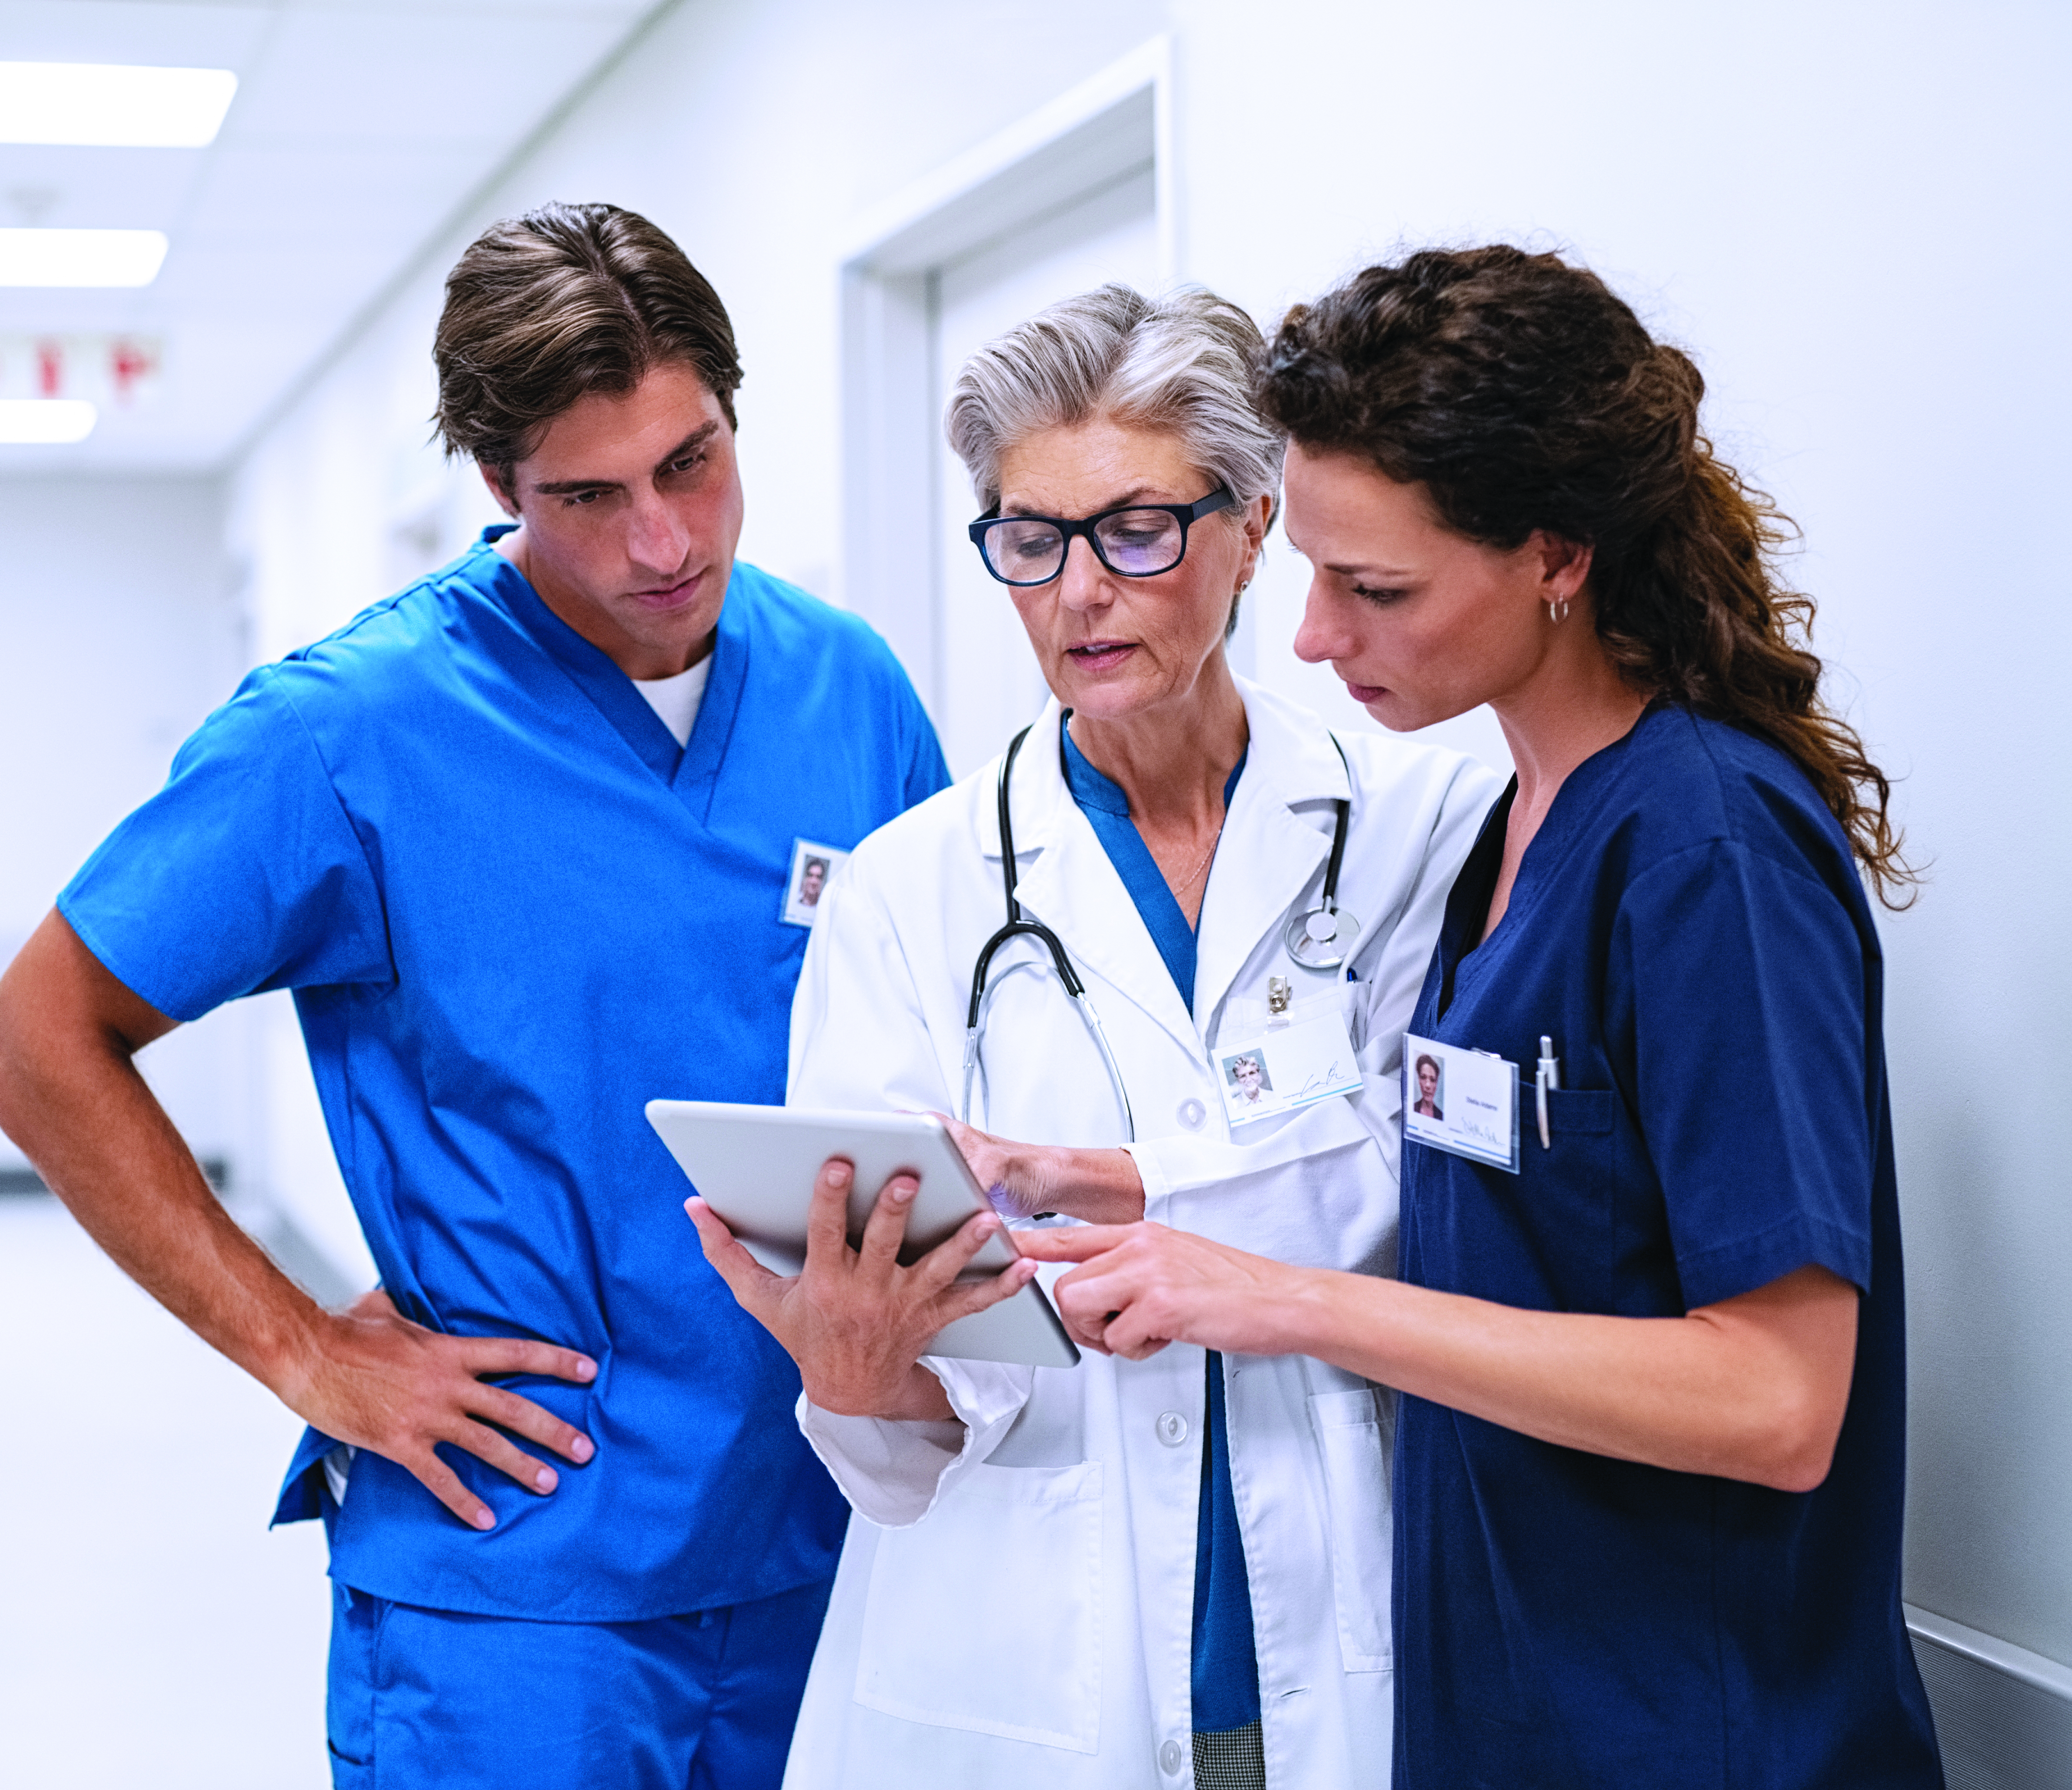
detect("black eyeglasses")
[967,487,1235,587]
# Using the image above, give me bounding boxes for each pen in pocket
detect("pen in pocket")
[1535,1036,1561,1149]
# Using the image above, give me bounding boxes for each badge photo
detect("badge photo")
[781,839,850,928]
[1220,1045,1282,1120]
[1218,1011,1363,1128]
[1401,1032,1520,1173]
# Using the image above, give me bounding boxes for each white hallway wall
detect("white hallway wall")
[0,476,335,1787]
[228,0,2071,1673]
[0,475,255,1178]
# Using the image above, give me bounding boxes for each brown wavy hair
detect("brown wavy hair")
[434,202,742,480]
[1255,245,1915,905]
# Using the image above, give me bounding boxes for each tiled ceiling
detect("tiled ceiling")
[0,0,664,472]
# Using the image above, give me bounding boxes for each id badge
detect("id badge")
[1216,1009,1362,1128]
[1402,1032,1520,1173]
[780,838,850,928]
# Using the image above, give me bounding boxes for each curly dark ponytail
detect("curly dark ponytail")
[1256,246,1915,905]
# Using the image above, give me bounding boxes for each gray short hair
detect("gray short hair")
[944,283,1284,530]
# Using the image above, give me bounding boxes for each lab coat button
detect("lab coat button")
[1156,1411,1188,1446]
[1160,1738,1185,1775]
[1178,1097,1206,1130]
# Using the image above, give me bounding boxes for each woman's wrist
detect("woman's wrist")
[1034,1144,1143,1225]
[1257,1262,1378,1363]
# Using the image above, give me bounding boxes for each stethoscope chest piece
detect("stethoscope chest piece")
[1283,903,1361,971]
[1280,751,1358,971]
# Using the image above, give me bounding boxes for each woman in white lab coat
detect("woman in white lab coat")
[687,285,1499,1789]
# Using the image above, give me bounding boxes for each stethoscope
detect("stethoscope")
[959,721,1358,1138]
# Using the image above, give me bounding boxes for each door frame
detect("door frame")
[836,36,1175,719]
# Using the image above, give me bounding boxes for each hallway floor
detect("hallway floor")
[1,1195,330,1789]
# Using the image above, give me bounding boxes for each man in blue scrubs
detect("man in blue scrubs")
[0,202,948,1787]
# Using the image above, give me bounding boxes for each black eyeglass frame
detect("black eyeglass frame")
[966,487,1237,587]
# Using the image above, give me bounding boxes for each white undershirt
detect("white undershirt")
[632,654,714,748]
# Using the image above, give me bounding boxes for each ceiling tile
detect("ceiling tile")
[223,7,633,148]
[182,140,484,232]
[0,144,206,230]
[0,1,273,70]
[0,0,664,468]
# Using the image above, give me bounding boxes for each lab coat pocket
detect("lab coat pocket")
[1307,1388,1394,1673]
[853,1459,1103,1752]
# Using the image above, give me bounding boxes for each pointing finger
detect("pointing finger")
[1007,1224,1142,1263]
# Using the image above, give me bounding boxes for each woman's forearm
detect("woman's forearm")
[1273,1262,1858,1492]
[1023,1222,1859,1493]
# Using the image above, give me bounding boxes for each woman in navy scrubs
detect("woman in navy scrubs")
[1020,247,1945,1787]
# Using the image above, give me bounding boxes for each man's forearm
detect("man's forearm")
[0,915,328,1401]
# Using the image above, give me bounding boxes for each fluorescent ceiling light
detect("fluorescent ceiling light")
[0,229,168,287]
[0,62,237,148]
[0,399,97,444]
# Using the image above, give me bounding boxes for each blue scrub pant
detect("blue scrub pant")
[324,1576,833,1789]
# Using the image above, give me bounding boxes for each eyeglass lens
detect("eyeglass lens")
[983,509,1187,583]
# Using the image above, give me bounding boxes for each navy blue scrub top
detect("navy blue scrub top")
[59,530,950,1622]
[1392,706,1941,1788]
[1060,719,1260,1737]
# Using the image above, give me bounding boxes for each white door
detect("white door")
[929,167,1158,779]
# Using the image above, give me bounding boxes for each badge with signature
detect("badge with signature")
[1215,1011,1362,1127]
[1402,1032,1519,1173]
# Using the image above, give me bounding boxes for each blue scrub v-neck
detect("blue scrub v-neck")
[1059,717,1260,1735]
[478,524,751,822]
[1058,722,1241,1008]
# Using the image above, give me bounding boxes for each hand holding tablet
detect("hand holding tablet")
[684,1156,1041,1421]
[649,1103,1080,1375]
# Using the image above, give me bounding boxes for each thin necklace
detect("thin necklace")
[1169,813,1226,895]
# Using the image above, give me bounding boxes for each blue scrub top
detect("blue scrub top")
[60,530,950,1622]
[1392,706,1941,1787]
[1059,720,1260,1737]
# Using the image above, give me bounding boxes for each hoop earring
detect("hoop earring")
[1547,596,1570,624]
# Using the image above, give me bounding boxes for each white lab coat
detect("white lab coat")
[782,678,1500,1790]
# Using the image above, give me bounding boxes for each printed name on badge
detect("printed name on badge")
[1217,1010,1363,1127]
[781,838,850,928]
[1402,1032,1520,1173]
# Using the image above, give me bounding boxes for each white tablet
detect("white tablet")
[645,1101,1080,1370]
